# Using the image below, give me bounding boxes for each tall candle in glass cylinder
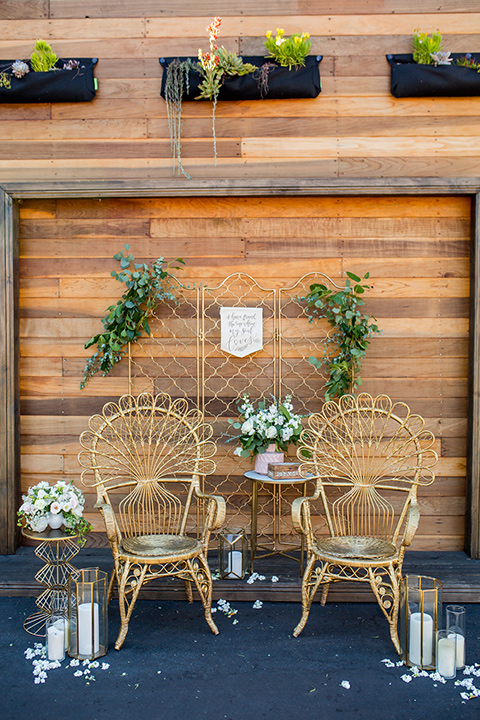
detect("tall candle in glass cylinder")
[446,605,466,670]
[67,567,107,660]
[400,575,442,670]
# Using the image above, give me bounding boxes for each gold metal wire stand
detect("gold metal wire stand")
[21,528,79,636]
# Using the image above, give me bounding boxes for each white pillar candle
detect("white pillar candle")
[437,636,456,678]
[409,612,433,666]
[47,623,65,661]
[78,602,100,656]
[448,632,466,669]
[227,550,243,578]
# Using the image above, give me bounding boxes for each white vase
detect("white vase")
[48,511,64,530]
[254,443,284,475]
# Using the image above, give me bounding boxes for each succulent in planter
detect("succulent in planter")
[0,39,98,103]
[164,17,256,176]
[264,28,311,70]
[388,29,480,97]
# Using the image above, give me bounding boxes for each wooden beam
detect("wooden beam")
[466,192,480,559]
[0,189,20,554]
[2,177,480,199]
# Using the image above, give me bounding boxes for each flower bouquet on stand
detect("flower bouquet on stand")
[18,480,92,545]
[229,394,304,474]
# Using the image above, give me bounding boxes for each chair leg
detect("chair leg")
[293,554,325,637]
[115,560,147,650]
[184,579,194,603]
[368,564,402,655]
[188,555,219,635]
[320,582,330,606]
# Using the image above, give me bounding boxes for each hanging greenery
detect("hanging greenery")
[81,246,184,389]
[303,272,382,400]
[164,58,195,179]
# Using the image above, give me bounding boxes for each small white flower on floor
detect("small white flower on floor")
[401,675,413,683]
[253,600,263,609]
[340,681,350,689]
[271,576,279,583]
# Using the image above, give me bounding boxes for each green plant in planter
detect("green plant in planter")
[164,17,255,175]
[81,246,184,389]
[264,28,311,69]
[457,55,480,72]
[30,39,58,72]
[303,272,381,400]
[412,29,443,65]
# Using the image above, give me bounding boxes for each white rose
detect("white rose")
[34,498,46,511]
[37,489,47,499]
[71,505,83,518]
[29,515,49,533]
[266,426,277,439]
[68,494,79,510]
[20,501,34,515]
[233,447,243,457]
[241,419,254,435]
[50,501,62,515]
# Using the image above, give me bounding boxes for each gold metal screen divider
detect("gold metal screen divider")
[128,272,343,543]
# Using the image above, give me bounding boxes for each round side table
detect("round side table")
[244,470,308,573]
[21,527,79,636]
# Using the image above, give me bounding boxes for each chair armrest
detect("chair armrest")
[291,479,322,546]
[402,501,420,547]
[94,501,121,547]
[194,486,227,552]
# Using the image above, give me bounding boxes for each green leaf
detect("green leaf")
[346,271,361,282]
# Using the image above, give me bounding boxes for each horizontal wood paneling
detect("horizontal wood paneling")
[18,194,469,551]
[0,3,479,180]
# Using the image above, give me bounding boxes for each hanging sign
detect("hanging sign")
[220,307,263,358]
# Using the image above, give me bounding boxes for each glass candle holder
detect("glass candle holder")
[446,604,466,670]
[399,575,443,670]
[436,629,456,679]
[219,527,248,579]
[46,614,66,662]
[67,567,108,660]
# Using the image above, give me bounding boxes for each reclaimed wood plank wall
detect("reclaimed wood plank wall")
[18,194,470,550]
[1,1,476,550]
[0,1,480,180]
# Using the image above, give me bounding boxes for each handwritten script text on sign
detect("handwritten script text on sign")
[220,307,263,358]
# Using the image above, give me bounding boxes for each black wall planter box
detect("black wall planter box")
[387,53,480,98]
[160,55,322,100]
[0,58,98,103]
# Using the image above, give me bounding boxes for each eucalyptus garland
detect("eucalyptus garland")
[303,272,381,400]
[81,246,184,389]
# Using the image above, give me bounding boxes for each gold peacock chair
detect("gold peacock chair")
[78,392,226,649]
[292,393,437,652]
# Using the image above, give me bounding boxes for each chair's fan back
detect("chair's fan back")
[299,393,437,542]
[78,393,217,538]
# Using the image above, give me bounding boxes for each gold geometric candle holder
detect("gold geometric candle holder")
[67,567,108,660]
[219,527,248,579]
[399,575,443,670]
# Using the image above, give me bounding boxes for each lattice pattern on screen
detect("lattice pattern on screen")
[128,272,342,543]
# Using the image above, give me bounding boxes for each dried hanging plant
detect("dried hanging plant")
[164,58,194,179]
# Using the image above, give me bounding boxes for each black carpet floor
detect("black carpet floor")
[1,596,479,720]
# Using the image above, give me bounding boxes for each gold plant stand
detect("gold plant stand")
[22,528,79,636]
[245,470,307,573]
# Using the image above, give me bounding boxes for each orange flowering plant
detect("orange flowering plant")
[196,17,256,160]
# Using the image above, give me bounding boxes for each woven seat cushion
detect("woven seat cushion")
[315,536,398,561]
[121,534,201,558]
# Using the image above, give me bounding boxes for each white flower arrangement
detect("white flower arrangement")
[17,480,91,545]
[229,394,304,459]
